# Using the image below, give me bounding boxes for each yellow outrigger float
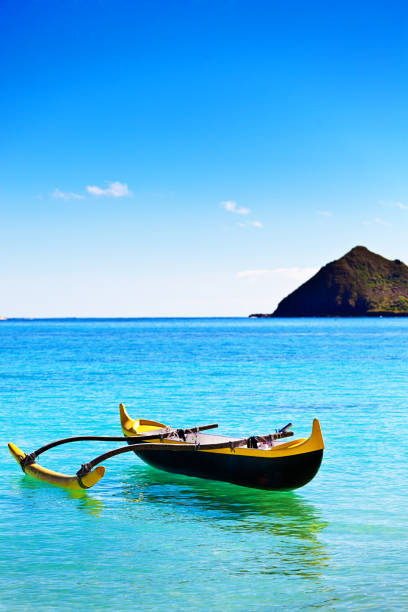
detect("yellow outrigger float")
[8,404,324,491]
[8,443,105,490]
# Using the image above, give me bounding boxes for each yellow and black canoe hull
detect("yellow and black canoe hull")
[133,446,323,490]
[120,407,324,491]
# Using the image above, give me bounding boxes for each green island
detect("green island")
[251,246,408,317]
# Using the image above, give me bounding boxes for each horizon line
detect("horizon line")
[0,316,251,321]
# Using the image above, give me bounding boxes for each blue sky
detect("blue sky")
[1,0,408,316]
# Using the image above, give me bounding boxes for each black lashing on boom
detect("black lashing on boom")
[247,436,258,449]
[76,463,92,488]
[19,453,37,472]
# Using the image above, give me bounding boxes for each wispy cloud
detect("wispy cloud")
[238,220,263,229]
[221,199,264,227]
[363,216,392,227]
[52,188,84,200]
[221,200,250,215]
[317,210,332,217]
[379,200,408,210]
[374,217,392,227]
[237,267,318,281]
[87,181,131,198]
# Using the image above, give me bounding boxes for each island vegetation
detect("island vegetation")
[250,246,408,317]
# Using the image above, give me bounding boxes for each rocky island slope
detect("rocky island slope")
[251,246,408,317]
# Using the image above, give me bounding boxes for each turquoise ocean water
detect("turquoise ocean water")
[0,318,407,611]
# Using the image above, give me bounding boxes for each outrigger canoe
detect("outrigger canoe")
[8,404,324,491]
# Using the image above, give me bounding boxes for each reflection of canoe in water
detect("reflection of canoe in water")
[122,464,329,539]
[120,405,324,491]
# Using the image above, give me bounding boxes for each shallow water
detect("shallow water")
[0,318,407,610]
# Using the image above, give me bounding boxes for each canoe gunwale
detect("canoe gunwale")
[120,403,324,460]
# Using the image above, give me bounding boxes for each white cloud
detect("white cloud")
[86,181,131,198]
[221,199,262,227]
[374,217,392,227]
[238,220,263,229]
[363,217,392,227]
[380,200,408,210]
[237,267,318,281]
[52,188,84,200]
[317,210,332,216]
[221,200,250,215]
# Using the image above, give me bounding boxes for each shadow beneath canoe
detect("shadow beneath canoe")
[120,464,328,543]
